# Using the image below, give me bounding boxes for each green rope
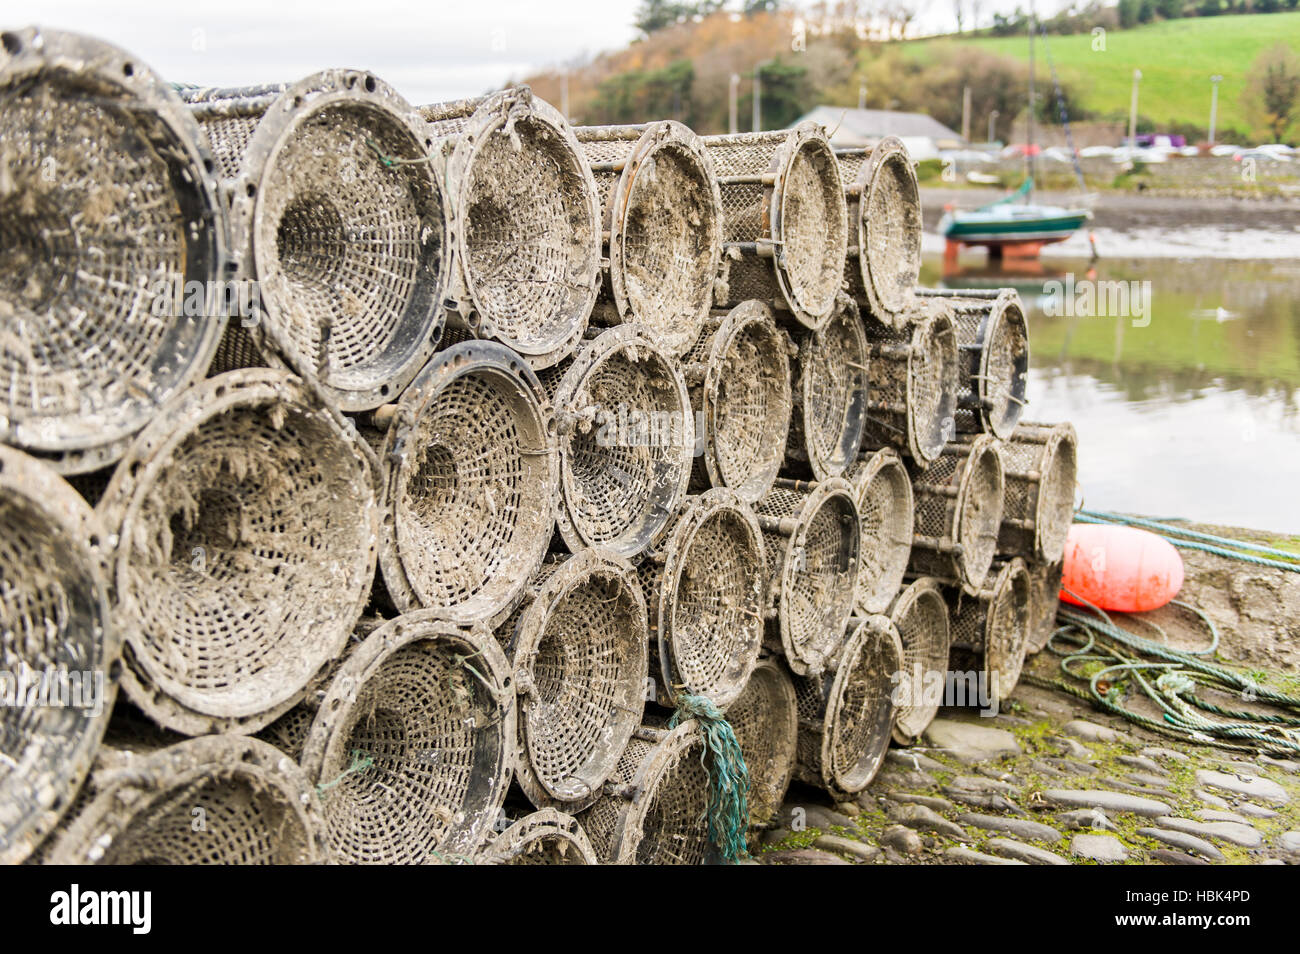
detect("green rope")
[1076,510,1300,572]
[1030,594,1300,755]
[363,137,437,168]
[669,694,751,864]
[315,748,374,799]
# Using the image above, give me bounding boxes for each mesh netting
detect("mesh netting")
[793,615,901,797]
[640,489,765,709]
[704,123,847,329]
[421,88,600,368]
[553,327,692,557]
[501,550,647,811]
[946,558,1031,704]
[0,446,116,864]
[579,722,711,865]
[576,122,722,357]
[909,435,1005,593]
[861,300,958,467]
[1026,559,1065,655]
[685,302,792,504]
[47,735,326,864]
[888,578,950,743]
[186,71,449,412]
[787,298,869,481]
[300,612,514,863]
[726,658,796,826]
[845,448,914,615]
[481,808,597,865]
[943,290,1030,439]
[97,370,377,735]
[377,341,556,625]
[755,478,861,677]
[998,421,1078,564]
[838,137,922,326]
[0,29,225,474]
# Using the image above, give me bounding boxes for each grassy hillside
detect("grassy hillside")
[912,12,1300,140]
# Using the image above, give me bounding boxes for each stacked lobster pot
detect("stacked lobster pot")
[1,23,1094,866]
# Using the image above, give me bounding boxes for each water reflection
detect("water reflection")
[920,255,1300,533]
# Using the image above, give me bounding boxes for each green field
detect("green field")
[910,12,1300,138]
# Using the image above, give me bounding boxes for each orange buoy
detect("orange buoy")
[1059,524,1184,613]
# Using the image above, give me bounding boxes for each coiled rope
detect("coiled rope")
[670,693,751,864]
[1076,509,1300,572]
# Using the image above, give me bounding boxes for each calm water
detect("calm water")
[919,254,1300,534]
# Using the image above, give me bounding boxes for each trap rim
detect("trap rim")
[444,87,601,368]
[377,339,557,627]
[593,721,701,865]
[775,476,862,677]
[239,69,451,411]
[952,434,1006,593]
[800,297,870,481]
[482,808,598,865]
[507,548,648,811]
[906,303,960,465]
[888,576,950,745]
[821,614,903,797]
[977,291,1031,439]
[46,735,328,865]
[606,120,724,356]
[0,444,119,865]
[850,447,915,615]
[982,556,1032,703]
[859,136,921,324]
[96,368,378,734]
[699,301,792,504]
[1031,422,1077,564]
[736,657,798,825]
[552,325,693,558]
[771,122,849,330]
[655,487,765,710]
[299,610,516,859]
[0,27,228,461]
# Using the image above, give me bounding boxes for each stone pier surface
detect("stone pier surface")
[758,678,1300,865]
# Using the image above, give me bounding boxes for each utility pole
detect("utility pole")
[1128,68,1142,148]
[1027,11,1036,195]
[752,63,763,133]
[988,109,999,145]
[858,83,867,110]
[1209,74,1223,145]
[961,85,972,142]
[560,72,569,121]
[729,73,740,134]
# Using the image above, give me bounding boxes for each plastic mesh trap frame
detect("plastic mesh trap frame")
[47,735,327,864]
[683,301,792,504]
[481,808,598,865]
[579,722,712,865]
[0,446,118,865]
[96,369,378,736]
[793,615,901,798]
[420,87,601,370]
[916,288,1029,439]
[552,326,693,558]
[300,611,515,863]
[1026,559,1064,655]
[887,577,950,744]
[375,340,556,627]
[639,489,765,710]
[860,298,959,468]
[836,137,922,328]
[998,420,1078,565]
[909,434,1006,594]
[845,447,914,615]
[184,70,450,412]
[755,477,862,677]
[499,549,647,811]
[726,657,797,826]
[0,28,226,474]
[574,122,723,357]
[786,297,869,481]
[703,123,847,330]
[945,557,1032,705]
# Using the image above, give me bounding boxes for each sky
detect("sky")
[18,0,1078,104]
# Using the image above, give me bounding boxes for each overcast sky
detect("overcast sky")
[21,0,1077,103]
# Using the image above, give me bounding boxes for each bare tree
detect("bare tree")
[954,0,965,32]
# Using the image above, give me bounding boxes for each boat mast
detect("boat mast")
[1026,4,1036,202]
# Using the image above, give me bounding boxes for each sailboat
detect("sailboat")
[938,10,1093,259]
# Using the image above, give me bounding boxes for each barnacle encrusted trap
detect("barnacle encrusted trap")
[946,557,1032,704]
[909,434,1006,594]
[888,577,951,744]
[787,297,869,481]
[845,447,915,615]
[998,420,1078,565]
[727,656,797,826]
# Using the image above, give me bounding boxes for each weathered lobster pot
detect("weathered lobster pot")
[945,557,1032,706]
[887,577,951,744]
[997,421,1078,564]
[726,658,798,827]
[480,808,598,865]
[786,297,870,481]
[845,447,914,615]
